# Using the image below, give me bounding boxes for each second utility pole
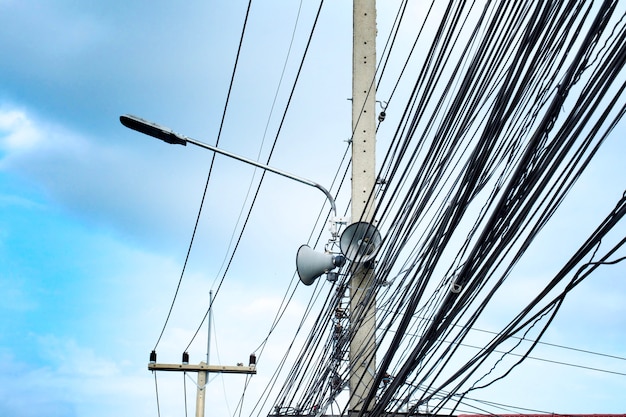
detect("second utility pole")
[349,0,377,414]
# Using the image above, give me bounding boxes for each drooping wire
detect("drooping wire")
[400,313,626,362]
[183,0,328,353]
[152,0,255,351]
[243,144,352,417]
[384,325,626,376]
[208,0,306,293]
[267,1,626,415]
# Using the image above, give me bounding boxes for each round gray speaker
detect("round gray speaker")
[339,221,382,262]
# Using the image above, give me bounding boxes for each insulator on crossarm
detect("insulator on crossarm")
[249,353,257,366]
[149,350,157,364]
[182,351,189,365]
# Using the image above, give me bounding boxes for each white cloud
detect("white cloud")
[0,108,42,152]
[0,106,207,247]
[0,338,154,417]
[0,107,88,162]
[38,335,121,378]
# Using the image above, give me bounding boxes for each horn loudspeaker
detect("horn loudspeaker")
[296,245,345,286]
[339,221,382,262]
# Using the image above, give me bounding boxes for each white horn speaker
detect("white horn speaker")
[296,245,346,286]
[339,221,382,262]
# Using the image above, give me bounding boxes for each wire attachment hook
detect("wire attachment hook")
[376,100,388,122]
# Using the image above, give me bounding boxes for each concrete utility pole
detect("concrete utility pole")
[196,365,208,417]
[195,290,213,417]
[148,293,256,417]
[349,0,377,413]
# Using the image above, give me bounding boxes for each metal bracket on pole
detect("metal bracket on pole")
[148,361,256,417]
[148,362,256,374]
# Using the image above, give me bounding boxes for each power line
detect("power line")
[268,2,626,416]
[183,0,329,353]
[464,323,626,363]
[454,340,626,377]
[377,313,626,376]
[151,0,255,351]
[393,313,626,363]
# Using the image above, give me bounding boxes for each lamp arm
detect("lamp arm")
[186,136,337,216]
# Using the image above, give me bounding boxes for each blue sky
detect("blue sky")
[1,1,625,417]
[0,2,354,416]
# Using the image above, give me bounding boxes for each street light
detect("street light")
[120,114,337,217]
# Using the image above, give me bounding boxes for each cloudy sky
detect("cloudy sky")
[1,1,625,417]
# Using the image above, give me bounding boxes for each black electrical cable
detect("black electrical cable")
[152,0,255,351]
[265,1,626,416]
[184,0,327,353]
[272,1,626,414]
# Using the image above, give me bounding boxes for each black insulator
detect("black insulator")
[149,350,157,364]
[378,111,386,122]
[249,353,257,366]
[182,351,189,364]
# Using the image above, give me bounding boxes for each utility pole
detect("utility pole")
[148,292,256,417]
[196,364,207,417]
[349,0,377,414]
[195,290,213,417]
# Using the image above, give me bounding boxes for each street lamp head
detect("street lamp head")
[120,114,187,146]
